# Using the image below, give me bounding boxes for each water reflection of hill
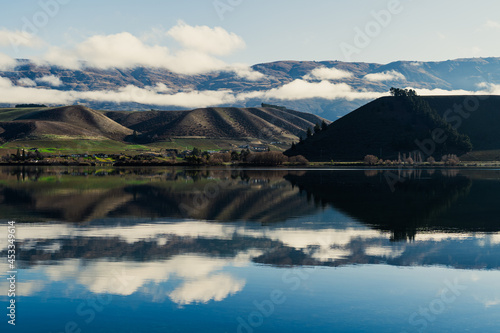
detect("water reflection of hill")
[285,169,500,240]
[2,167,500,238]
[0,167,314,223]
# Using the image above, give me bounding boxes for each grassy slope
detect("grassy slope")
[287,95,500,161]
[0,105,324,154]
[105,107,325,140]
[0,107,50,121]
[424,96,500,151]
[15,105,133,140]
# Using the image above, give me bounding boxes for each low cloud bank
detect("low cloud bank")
[2,75,495,108]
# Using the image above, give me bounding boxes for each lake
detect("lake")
[1,166,500,332]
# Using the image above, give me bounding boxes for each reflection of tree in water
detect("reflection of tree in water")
[285,169,473,241]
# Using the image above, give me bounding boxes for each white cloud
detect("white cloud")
[408,62,423,67]
[3,73,496,109]
[240,79,386,101]
[167,20,245,56]
[0,28,43,48]
[483,20,500,30]
[411,87,481,96]
[42,32,171,70]
[36,75,63,87]
[17,77,37,87]
[0,76,74,104]
[229,63,265,81]
[37,27,262,79]
[0,76,386,107]
[304,67,353,81]
[0,52,16,70]
[364,70,406,82]
[475,82,500,94]
[437,32,446,40]
[169,274,245,305]
[77,85,238,108]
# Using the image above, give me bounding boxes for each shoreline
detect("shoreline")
[1,161,499,169]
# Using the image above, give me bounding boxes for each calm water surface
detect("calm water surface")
[1,167,500,332]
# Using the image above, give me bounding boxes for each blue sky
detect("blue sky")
[1,0,500,65]
[1,0,500,107]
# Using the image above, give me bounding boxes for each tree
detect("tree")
[291,142,296,150]
[191,147,201,156]
[240,149,251,162]
[314,123,321,134]
[389,87,417,97]
[231,151,240,161]
[321,120,328,131]
[306,127,313,138]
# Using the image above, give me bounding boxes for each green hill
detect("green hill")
[0,105,133,143]
[105,107,326,142]
[286,93,500,161]
[0,105,328,153]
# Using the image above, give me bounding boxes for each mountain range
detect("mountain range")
[2,57,500,120]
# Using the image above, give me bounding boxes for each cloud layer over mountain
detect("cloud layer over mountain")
[1,22,500,119]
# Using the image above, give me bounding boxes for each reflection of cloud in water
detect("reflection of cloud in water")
[8,221,385,256]
[364,246,405,259]
[10,222,238,247]
[414,233,474,242]
[29,254,252,302]
[7,221,500,278]
[483,298,500,308]
[258,228,383,249]
[0,278,46,298]
[415,233,500,247]
[309,247,351,261]
[169,273,245,305]
[486,234,500,246]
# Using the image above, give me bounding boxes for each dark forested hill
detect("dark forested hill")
[286,94,500,161]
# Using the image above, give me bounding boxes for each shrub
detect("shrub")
[442,154,460,166]
[247,152,288,165]
[289,155,309,165]
[212,152,231,163]
[364,155,379,165]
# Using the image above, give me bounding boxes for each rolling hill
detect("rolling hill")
[105,106,326,142]
[0,105,328,150]
[0,105,133,142]
[286,94,500,161]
